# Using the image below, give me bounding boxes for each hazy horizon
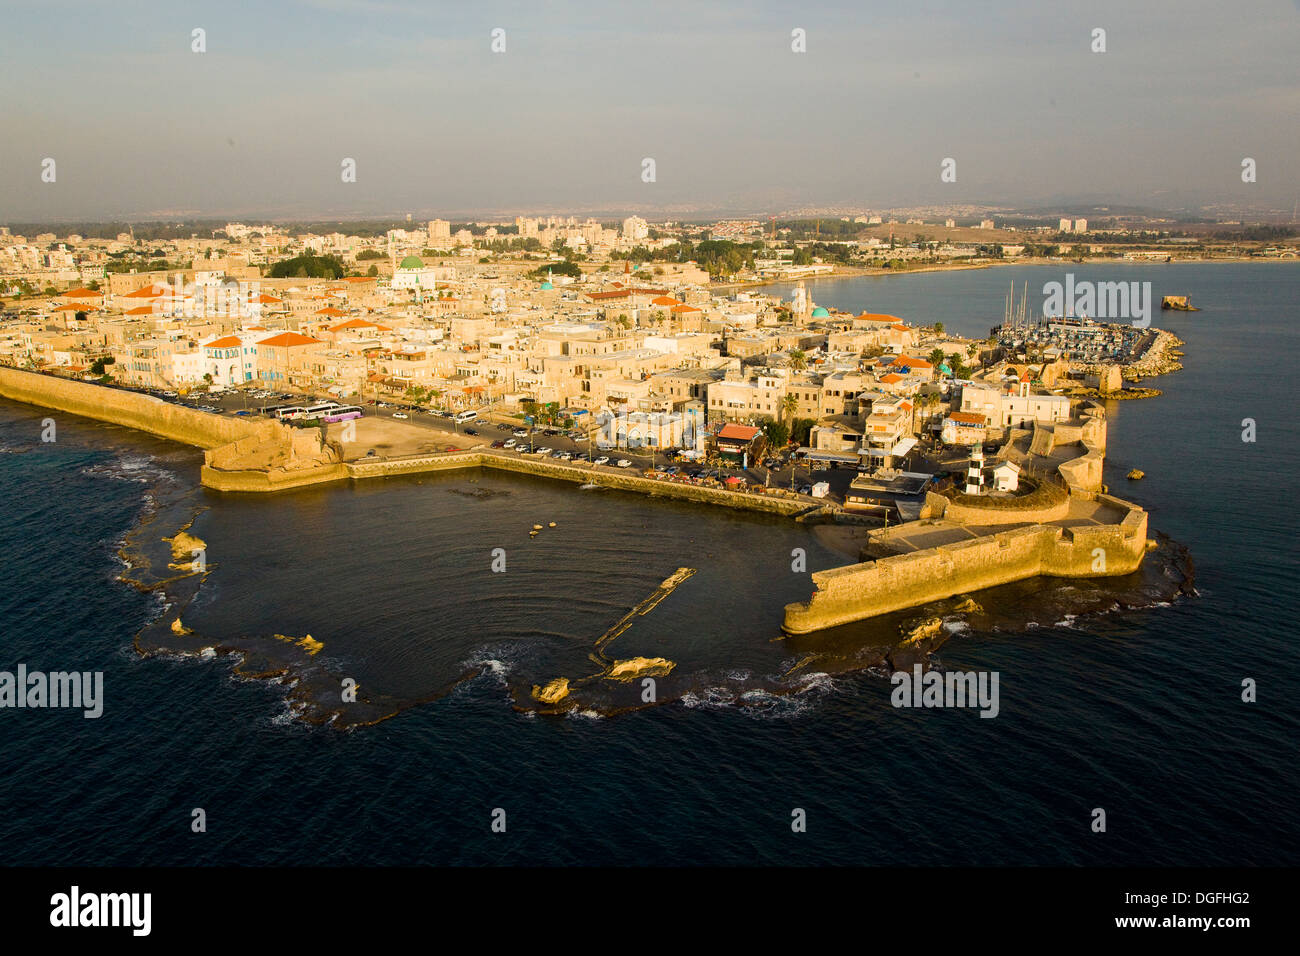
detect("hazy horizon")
[3,0,1298,221]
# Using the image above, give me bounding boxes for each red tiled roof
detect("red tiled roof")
[891,354,933,369]
[948,412,986,425]
[123,284,169,298]
[717,423,761,442]
[205,336,242,349]
[62,288,101,298]
[258,332,321,348]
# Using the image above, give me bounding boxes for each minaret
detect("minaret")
[965,443,984,495]
[792,281,808,318]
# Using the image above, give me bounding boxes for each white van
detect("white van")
[454,410,478,424]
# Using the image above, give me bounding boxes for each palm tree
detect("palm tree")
[780,393,799,424]
[789,348,807,372]
[928,347,946,367]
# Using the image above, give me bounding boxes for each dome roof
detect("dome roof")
[939,363,952,374]
[810,306,830,317]
[398,255,424,269]
[539,281,553,290]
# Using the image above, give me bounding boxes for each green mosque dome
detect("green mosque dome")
[811,306,830,317]
[540,281,553,290]
[398,255,424,269]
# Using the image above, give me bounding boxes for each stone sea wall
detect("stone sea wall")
[347,451,811,516]
[0,367,344,491]
[0,366,263,448]
[782,495,1149,634]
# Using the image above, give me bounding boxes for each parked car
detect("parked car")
[464,427,478,435]
[513,429,528,438]
[536,447,553,456]
[594,456,610,466]
[558,451,573,461]
[616,459,633,468]
[393,412,409,419]
[490,440,505,448]
[503,439,517,448]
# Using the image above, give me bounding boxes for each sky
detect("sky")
[1,0,1297,221]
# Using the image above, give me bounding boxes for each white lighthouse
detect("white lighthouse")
[965,443,985,495]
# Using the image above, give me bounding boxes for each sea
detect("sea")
[1,261,1296,866]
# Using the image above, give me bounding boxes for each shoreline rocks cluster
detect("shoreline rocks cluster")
[1122,330,1185,381]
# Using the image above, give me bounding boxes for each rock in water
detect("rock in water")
[900,617,944,645]
[605,657,675,681]
[1127,469,1145,480]
[532,677,571,704]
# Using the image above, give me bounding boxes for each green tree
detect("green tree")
[762,418,790,448]
[268,253,346,279]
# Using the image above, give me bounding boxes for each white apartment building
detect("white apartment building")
[959,381,1072,429]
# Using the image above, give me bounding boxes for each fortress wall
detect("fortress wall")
[940,493,1070,526]
[782,498,1148,634]
[0,366,265,449]
[200,461,349,492]
[1058,449,1105,493]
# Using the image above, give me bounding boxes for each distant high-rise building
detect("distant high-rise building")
[980,219,995,229]
[622,216,649,241]
[516,216,539,239]
[1058,218,1073,233]
[428,219,451,243]
[1073,218,1088,233]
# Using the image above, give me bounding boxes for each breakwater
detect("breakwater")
[346,450,812,516]
[0,367,264,448]
[782,495,1149,634]
[0,367,344,490]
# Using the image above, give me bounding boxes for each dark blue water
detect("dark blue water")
[1,262,1296,866]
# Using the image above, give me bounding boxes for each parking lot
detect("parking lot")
[122,384,846,502]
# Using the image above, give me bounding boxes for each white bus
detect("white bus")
[302,402,341,419]
[454,410,478,423]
